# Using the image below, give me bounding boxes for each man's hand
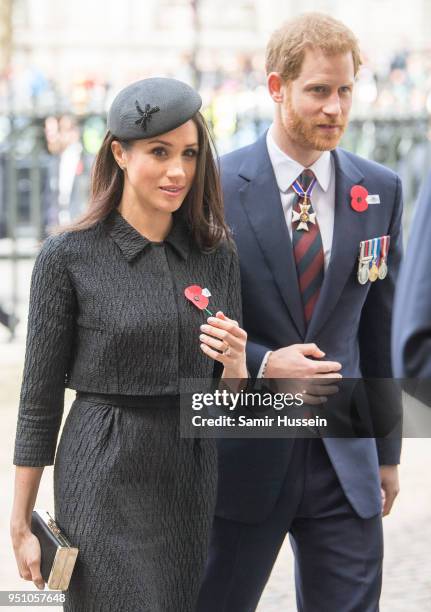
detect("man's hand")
[265,344,342,378]
[380,465,400,516]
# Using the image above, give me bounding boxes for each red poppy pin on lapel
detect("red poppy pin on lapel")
[351,185,381,212]
[184,285,213,316]
[351,185,369,212]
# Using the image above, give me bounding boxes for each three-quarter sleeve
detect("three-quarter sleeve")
[13,235,76,466]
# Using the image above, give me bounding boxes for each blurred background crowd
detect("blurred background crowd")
[1,4,431,609]
[1,0,431,331]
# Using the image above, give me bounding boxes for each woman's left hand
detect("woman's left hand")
[199,311,248,379]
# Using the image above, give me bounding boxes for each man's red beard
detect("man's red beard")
[284,97,347,151]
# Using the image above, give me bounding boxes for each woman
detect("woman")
[10,77,247,612]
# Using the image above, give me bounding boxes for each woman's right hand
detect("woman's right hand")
[11,525,45,590]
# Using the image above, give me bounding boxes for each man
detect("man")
[393,172,431,379]
[197,13,402,611]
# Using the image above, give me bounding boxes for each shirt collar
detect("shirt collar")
[104,208,191,262]
[266,124,332,193]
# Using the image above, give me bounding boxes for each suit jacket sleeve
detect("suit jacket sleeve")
[393,172,431,379]
[358,175,403,465]
[13,235,76,467]
[246,340,272,379]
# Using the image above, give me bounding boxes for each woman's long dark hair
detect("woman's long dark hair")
[60,112,231,250]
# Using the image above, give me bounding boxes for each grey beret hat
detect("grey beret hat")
[107,77,202,140]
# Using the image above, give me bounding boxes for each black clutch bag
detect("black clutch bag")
[31,509,78,591]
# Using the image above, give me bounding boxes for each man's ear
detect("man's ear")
[267,72,286,103]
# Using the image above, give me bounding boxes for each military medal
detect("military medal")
[291,175,318,231]
[368,238,380,282]
[378,261,388,279]
[358,240,372,285]
[368,263,379,282]
[358,236,391,284]
[292,196,317,231]
[378,235,390,280]
[358,263,370,285]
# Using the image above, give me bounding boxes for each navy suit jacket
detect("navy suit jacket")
[393,171,431,379]
[216,134,403,523]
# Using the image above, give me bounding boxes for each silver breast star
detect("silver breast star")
[292,202,316,232]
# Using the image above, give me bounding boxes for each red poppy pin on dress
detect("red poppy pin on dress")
[184,285,213,316]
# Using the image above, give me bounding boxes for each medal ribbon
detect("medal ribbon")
[291,175,317,200]
[381,235,390,261]
[373,238,380,264]
[365,240,370,259]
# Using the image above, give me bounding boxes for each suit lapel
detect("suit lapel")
[238,135,306,338]
[306,148,365,340]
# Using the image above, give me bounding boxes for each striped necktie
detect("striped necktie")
[291,169,324,325]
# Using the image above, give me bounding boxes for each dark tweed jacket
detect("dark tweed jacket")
[14,209,241,466]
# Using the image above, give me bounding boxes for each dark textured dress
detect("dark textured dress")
[13,209,242,612]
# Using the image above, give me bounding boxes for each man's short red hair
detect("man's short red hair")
[265,12,362,81]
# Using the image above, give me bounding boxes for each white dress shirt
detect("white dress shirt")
[266,125,335,269]
[257,126,336,378]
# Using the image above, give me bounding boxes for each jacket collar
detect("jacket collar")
[104,208,191,262]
